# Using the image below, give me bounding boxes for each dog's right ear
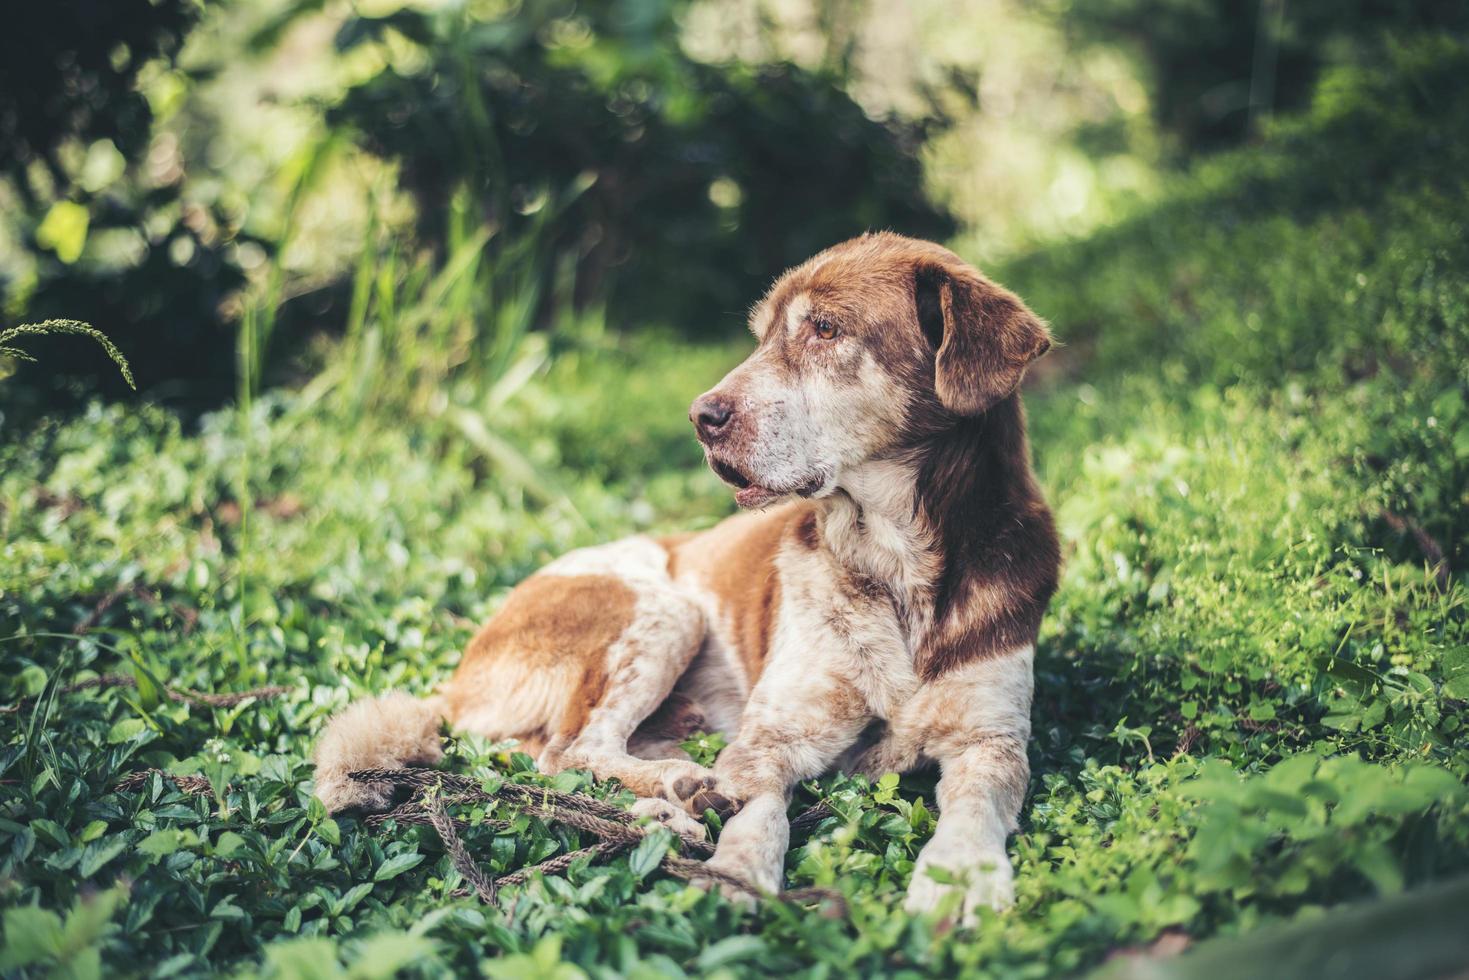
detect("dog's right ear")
[915,260,1052,415]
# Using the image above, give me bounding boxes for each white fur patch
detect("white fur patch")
[783,292,812,335]
[541,536,672,585]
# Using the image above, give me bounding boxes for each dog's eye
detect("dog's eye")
[813,319,839,341]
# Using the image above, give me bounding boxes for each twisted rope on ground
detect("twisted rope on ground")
[426,796,498,904]
[115,770,216,795]
[348,766,716,858]
[2,675,290,715]
[347,768,844,913]
[494,841,630,890]
[112,764,845,917]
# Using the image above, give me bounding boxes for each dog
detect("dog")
[313,231,1059,924]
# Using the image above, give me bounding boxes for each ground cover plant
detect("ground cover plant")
[3,28,1468,980]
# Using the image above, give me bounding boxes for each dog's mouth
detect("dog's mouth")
[709,457,774,507]
[708,456,823,509]
[710,458,755,491]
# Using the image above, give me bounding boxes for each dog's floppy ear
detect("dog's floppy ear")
[915,260,1052,415]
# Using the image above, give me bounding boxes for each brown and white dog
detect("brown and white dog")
[314,231,1059,923]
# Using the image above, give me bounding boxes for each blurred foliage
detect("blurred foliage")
[0,0,256,415]
[1063,0,1469,154]
[0,0,197,186]
[1,0,962,413]
[324,0,955,333]
[1008,34,1469,571]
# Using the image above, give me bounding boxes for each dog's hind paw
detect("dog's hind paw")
[630,797,708,842]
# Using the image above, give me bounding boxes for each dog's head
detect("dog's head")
[691,232,1052,508]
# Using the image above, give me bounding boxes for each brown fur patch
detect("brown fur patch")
[911,396,1059,679]
[751,234,1048,397]
[632,690,707,742]
[447,573,637,744]
[668,504,815,683]
[794,510,820,550]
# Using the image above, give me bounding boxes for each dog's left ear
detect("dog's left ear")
[915,260,1052,415]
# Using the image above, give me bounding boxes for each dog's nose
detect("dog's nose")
[691,395,734,440]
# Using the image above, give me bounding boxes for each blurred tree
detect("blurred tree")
[326,0,956,334]
[0,0,253,413]
[1064,0,1469,155]
[0,0,195,197]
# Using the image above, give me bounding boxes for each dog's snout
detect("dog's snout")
[691,395,735,441]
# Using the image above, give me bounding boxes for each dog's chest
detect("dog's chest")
[768,544,923,720]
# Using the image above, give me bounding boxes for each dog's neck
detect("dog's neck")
[820,457,940,638]
[817,396,1043,644]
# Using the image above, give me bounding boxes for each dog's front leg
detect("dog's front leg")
[903,647,1034,928]
[697,674,871,896]
[904,735,1028,926]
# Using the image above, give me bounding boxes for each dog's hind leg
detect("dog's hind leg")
[446,537,726,820]
[544,586,729,811]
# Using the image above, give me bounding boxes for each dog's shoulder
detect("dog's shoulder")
[663,502,815,681]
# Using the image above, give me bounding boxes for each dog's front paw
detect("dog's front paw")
[904,852,1014,930]
[663,767,741,819]
[688,855,768,908]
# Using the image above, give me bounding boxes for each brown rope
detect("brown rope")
[115,770,215,795]
[1172,724,1202,759]
[74,585,153,635]
[348,767,716,858]
[494,841,630,890]
[426,796,498,904]
[72,583,199,636]
[1,674,290,715]
[113,764,845,915]
[346,768,845,911]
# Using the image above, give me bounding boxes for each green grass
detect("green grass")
[2,38,1468,980]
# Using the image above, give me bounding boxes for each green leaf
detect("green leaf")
[57,946,103,980]
[1247,702,1277,722]
[19,665,48,696]
[58,885,126,966]
[107,718,147,744]
[1442,647,1469,699]
[696,935,769,972]
[213,832,247,858]
[138,828,200,860]
[628,829,670,881]
[31,819,69,848]
[78,837,129,878]
[0,906,64,968]
[346,932,438,980]
[1353,841,1405,895]
[36,201,90,263]
[339,883,373,912]
[128,653,167,711]
[264,937,345,980]
[373,852,424,882]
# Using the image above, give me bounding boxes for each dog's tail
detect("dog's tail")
[312,691,447,813]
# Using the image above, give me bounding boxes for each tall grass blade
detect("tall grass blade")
[0,320,135,388]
